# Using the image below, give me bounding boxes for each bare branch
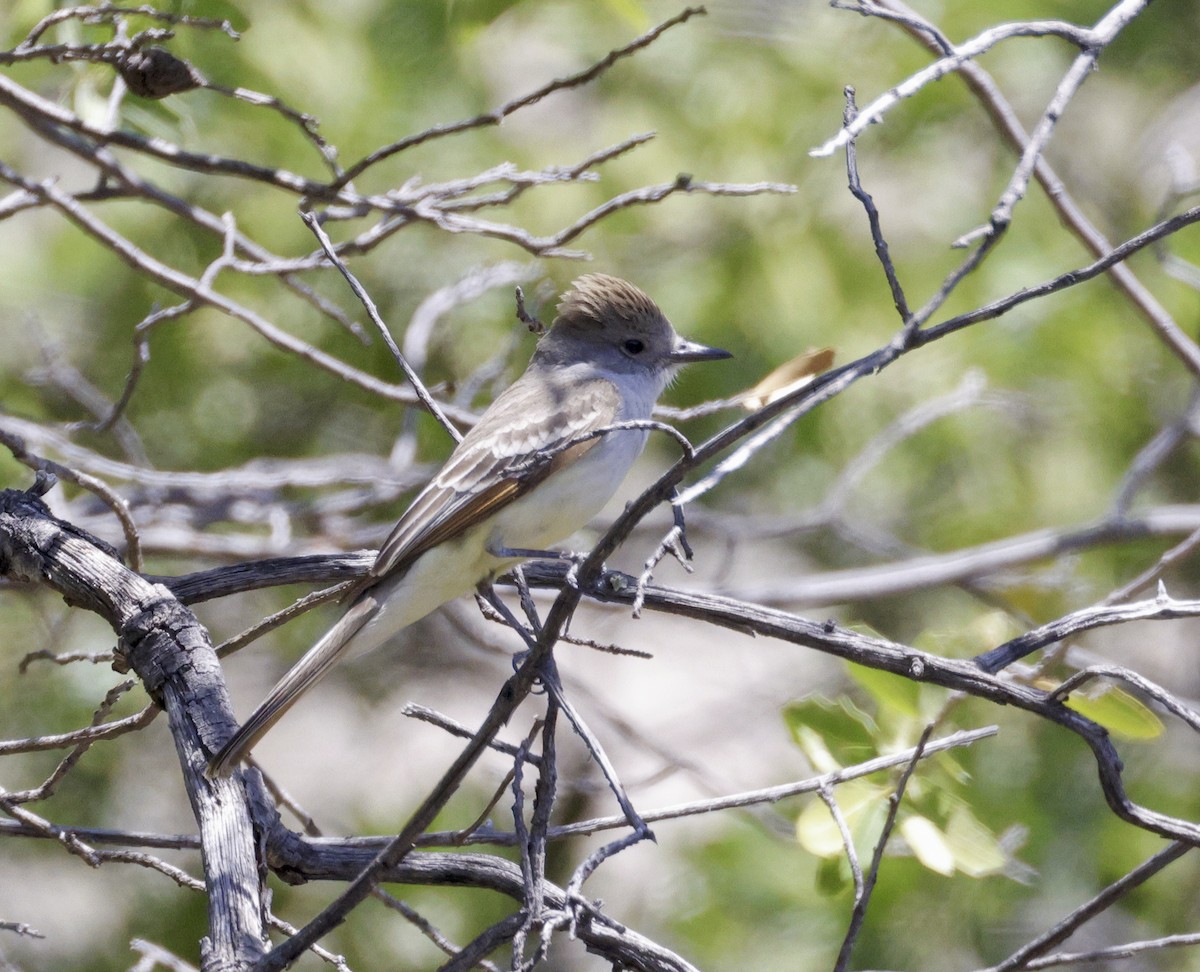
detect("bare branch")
[982,841,1194,971]
[976,590,1200,673]
[811,8,1134,158]
[333,6,708,186]
[834,725,934,972]
[301,211,462,441]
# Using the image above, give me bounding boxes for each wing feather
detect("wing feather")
[344,373,620,600]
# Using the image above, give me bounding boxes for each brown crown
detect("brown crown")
[556,274,664,326]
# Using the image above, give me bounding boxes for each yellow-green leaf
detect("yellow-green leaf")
[900,815,955,876]
[847,662,923,719]
[1050,681,1164,740]
[944,806,1008,877]
[795,781,884,858]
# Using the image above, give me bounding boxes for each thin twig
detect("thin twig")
[818,784,864,900]
[980,841,1193,972]
[976,590,1200,673]
[842,86,911,324]
[300,211,461,441]
[333,6,708,187]
[833,724,934,972]
[867,0,1200,376]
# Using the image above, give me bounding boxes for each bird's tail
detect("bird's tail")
[206,594,380,778]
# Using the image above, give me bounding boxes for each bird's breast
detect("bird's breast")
[490,421,648,552]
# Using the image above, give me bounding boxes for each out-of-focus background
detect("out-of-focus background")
[2,0,1200,969]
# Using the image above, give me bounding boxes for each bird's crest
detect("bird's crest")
[556,274,665,327]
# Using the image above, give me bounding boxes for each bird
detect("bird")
[207,274,730,777]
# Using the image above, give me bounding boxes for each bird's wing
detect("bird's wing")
[354,373,621,594]
[209,376,622,776]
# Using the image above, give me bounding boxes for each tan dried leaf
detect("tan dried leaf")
[741,347,835,410]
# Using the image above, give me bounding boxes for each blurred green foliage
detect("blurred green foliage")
[3,0,1200,969]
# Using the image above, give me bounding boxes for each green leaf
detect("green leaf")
[815,854,851,896]
[784,695,878,769]
[1054,681,1164,740]
[601,0,652,29]
[846,662,923,719]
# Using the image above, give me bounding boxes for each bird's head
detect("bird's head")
[540,274,730,378]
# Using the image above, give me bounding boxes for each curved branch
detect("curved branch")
[0,486,267,968]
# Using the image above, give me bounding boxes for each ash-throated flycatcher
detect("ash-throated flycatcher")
[207,274,730,777]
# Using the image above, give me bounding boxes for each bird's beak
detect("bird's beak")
[670,338,732,363]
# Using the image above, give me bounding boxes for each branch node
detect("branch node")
[514,285,546,335]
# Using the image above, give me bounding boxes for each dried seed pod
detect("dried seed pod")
[118,47,204,99]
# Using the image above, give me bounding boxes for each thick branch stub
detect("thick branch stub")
[0,487,269,968]
[0,486,123,597]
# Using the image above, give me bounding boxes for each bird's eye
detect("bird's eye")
[623,339,645,355]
